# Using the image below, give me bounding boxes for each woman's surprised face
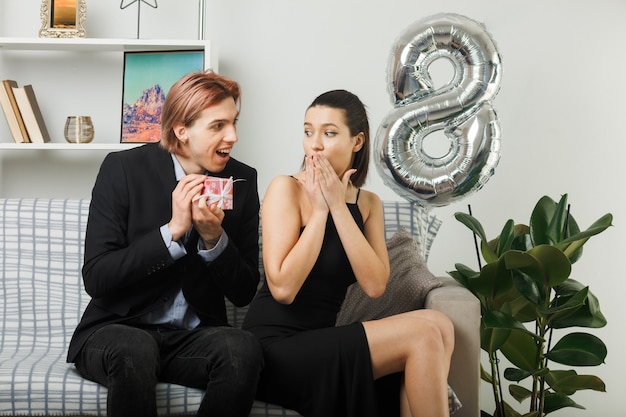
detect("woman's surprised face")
[303,105,363,178]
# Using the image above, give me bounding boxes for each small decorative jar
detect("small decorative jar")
[64,116,94,143]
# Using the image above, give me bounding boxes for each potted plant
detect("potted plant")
[449,194,613,417]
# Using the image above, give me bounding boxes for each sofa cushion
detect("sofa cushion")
[336,201,443,325]
[336,227,442,325]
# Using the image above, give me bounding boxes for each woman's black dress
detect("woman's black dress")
[242,201,400,417]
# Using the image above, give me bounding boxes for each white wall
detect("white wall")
[2,0,625,415]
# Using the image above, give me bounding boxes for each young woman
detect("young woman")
[243,90,454,417]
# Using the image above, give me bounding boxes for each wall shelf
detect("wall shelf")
[0,37,216,197]
[0,37,212,53]
[0,143,143,150]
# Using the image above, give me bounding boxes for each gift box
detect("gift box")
[201,176,236,210]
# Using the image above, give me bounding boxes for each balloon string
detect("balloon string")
[468,204,482,270]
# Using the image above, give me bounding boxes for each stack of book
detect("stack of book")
[0,80,51,143]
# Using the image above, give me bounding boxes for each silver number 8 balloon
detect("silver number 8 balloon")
[374,13,503,207]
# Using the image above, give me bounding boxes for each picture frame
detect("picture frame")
[121,50,205,143]
[39,0,87,38]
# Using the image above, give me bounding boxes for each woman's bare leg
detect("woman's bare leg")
[363,309,454,417]
[400,383,412,417]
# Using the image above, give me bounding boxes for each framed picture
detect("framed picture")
[121,50,205,143]
[39,0,87,38]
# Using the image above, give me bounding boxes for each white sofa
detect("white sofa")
[0,198,480,417]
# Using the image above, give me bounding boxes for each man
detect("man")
[67,71,263,417]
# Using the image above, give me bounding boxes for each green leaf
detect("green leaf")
[529,195,558,246]
[563,211,583,263]
[555,278,586,295]
[483,310,537,336]
[556,213,613,261]
[511,227,532,251]
[450,263,509,307]
[448,264,478,291]
[552,288,607,329]
[543,392,585,414]
[488,223,529,253]
[527,245,572,287]
[480,363,494,384]
[510,269,542,306]
[495,219,516,257]
[546,370,606,395]
[538,286,587,320]
[545,369,577,395]
[481,318,512,354]
[547,193,569,244]
[448,269,468,288]
[475,260,515,303]
[454,212,488,241]
[551,305,607,329]
[453,263,479,278]
[504,246,571,289]
[454,212,498,263]
[503,367,532,382]
[546,332,607,366]
[503,295,536,323]
[509,224,532,251]
[558,213,613,246]
[553,280,607,327]
[508,384,532,403]
[500,331,541,372]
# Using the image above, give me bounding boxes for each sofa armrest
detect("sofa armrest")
[426,276,480,417]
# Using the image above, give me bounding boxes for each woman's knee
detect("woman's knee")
[419,309,453,338]
[406,311,454,352]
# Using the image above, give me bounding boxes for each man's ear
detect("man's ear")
[173,122,187,141]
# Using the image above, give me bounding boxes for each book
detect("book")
[0,80,30,143]
[11,84,50,144]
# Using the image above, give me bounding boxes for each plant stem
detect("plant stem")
[537,326,554,415]
[489,351,506,417]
